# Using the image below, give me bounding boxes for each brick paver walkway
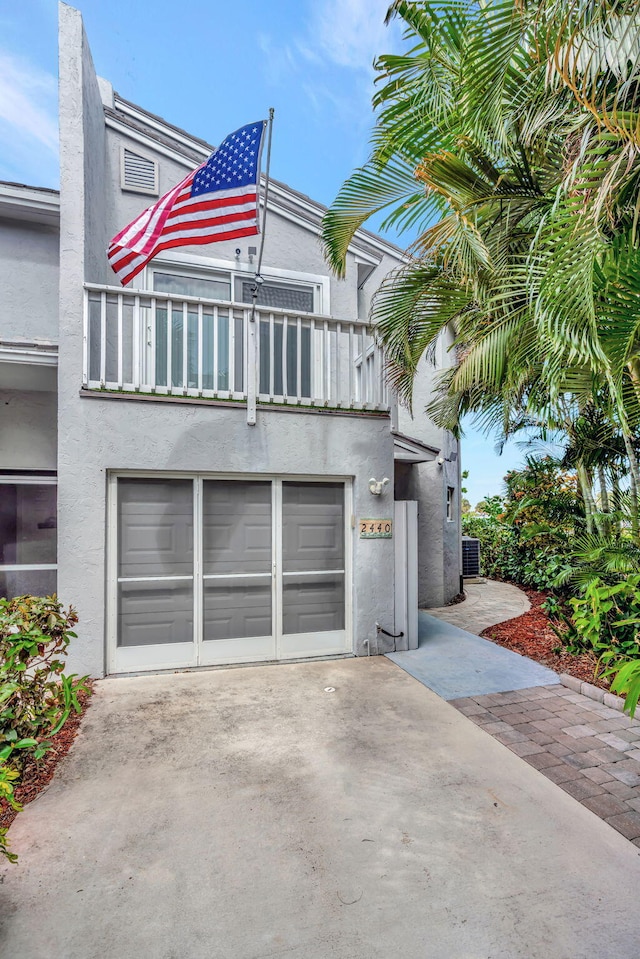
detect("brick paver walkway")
[450,683,640,845]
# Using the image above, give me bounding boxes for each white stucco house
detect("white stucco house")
[0,4,461,677]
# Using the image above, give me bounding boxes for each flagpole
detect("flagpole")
[255,107,274,288]
[247,108,274,427]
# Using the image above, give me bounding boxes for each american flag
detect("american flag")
[108,120,266,286]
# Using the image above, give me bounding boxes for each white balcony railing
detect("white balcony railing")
[83,285,389,421]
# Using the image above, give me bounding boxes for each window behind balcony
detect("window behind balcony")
[238,279,314,314]
[150,268,237,392]
[153,270,231,301]
[238,279,315,398]
[148,265,317,399]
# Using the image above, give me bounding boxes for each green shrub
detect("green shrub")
[461,514,571,590]
[0,596,89,863]
[561,576,640,659]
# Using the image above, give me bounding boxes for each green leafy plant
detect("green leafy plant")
[606,660,640,719]
[562,577,640,659]
[0,596,89,863]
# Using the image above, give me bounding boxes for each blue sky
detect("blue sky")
[1,0,526,504]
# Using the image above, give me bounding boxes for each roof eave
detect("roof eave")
[0,182,60,226]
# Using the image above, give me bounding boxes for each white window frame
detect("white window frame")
[146,251,331,315]
[106,471,353,675]
[446,485,455,522]
[146,261,233,301]
[0,474,58,588]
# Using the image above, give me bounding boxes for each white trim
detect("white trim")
[105,115,199,170]
[117,575,194,583]
[282,569,344,577]
[0,183,60,225]
[278,629,347,659]
[106,472,352,673]
[446,485,455,522]
[193,478,203,669]
[199,635,275,667]
[0,564,57,572]
[114,97,212,159]
[148,252,331,315]
[0,345,58,366]
[345,480,354,656]
[114,643,195,673]
[0,475,57,485]
[273,479,283,659]
[203,572,271,580]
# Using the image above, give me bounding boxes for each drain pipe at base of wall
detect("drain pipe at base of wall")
[363,623,404,656]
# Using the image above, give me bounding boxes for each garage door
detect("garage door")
[110,476,349,673]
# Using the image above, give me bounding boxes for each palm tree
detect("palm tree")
[322,0,640,533]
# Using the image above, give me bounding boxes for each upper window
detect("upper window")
[152,269,231,301]
[120,147,159,196]
[147,255,325,313]
[238,279,315,314]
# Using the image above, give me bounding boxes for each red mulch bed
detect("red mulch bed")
[480,587,610,691]
[0,684,94,833]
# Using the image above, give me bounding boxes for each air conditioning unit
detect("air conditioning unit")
[462,536,481,577]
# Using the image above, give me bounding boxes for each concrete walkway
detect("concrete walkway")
[427,579,530,635]
[388,611,558,700]
[2,658,640,958]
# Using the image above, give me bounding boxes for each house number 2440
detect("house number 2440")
[359,519,393,538]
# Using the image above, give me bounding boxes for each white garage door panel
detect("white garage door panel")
[279,630,347,658]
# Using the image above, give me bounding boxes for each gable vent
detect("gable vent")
[120,148,159,195]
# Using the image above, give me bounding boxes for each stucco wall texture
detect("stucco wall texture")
[0,390,57,470]
[0,220,59,343]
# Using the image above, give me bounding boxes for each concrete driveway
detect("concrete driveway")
[2,657,640,958]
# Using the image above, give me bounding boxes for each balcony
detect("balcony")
[83,285,390,421]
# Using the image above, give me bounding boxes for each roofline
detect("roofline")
[0,181,60,226]
[391,429,440,457]
[109,96,406,264]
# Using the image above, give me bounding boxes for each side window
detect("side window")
[447,486,455,521]
[0,475,57,600]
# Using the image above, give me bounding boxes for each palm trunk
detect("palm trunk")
[612,473,622,533]
[612,369,640,541]
[622,429,640,541]
[597,465,610,537]
[577,463,595,535]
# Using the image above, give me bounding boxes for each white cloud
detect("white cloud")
[0,50,58,157]
[308,0,396,72]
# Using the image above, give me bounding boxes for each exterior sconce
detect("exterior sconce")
[369,477,389,495]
